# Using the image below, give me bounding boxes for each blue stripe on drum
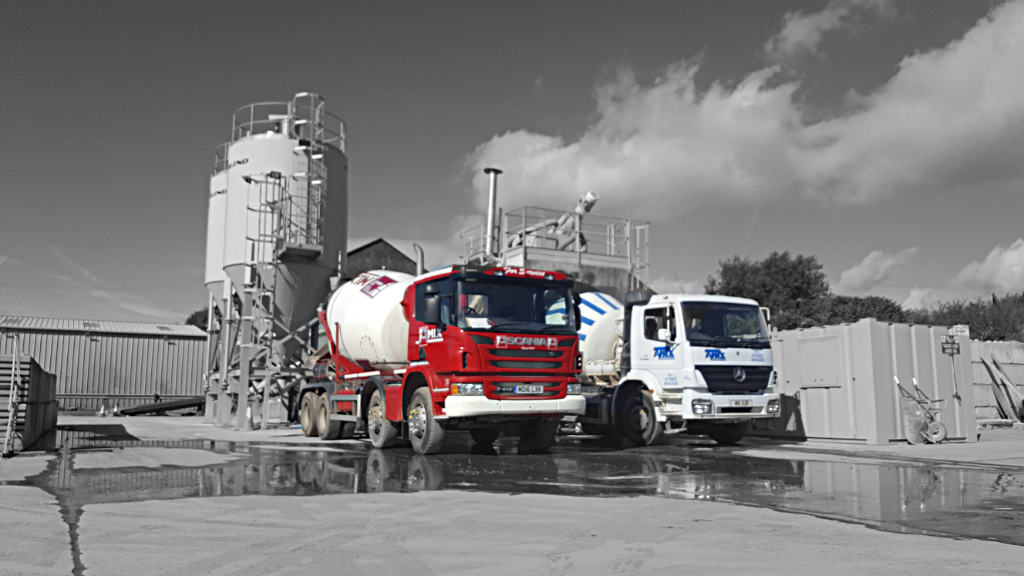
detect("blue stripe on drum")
[581,317,594,326]
[581,299,605,314]
[593,293,620,310]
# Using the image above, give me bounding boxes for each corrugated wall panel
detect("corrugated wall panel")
[0,328,206,411]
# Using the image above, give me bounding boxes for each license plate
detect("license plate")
[514,385,544,395]
[730,400,753,407]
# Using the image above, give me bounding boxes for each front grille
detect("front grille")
[490,360,562,369]
[489,349,563,358]
[491,383,561,397]
[697,365,772,394]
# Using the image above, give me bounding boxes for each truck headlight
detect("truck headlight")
[766,398,781,414]
[567,383,581,395]
[451,383,483,396]
[692,399,713,415]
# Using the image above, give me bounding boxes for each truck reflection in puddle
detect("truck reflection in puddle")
[8,424,1024,548]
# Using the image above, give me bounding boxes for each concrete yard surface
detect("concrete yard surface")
[1,415,1023,575]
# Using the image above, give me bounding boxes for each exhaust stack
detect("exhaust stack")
[483,167,502,259]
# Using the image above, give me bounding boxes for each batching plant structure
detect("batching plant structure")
[203,92,347,428]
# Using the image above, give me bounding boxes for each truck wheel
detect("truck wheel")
[299,393,318,437]
[407,387,445,455]
[707,422,749,445]
[317,394,343,440]
[617,390,664,446]
[366,449,393,492]
[407,455,443,491]
[470,428,500,446]
[367,388,398,449]
[518,418,559,452]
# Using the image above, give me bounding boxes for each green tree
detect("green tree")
[820,295,907,325]
[185,307,209,331]
[704,252,829,330]
[908,293,1024,341]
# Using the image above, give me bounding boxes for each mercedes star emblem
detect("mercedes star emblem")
[733,367,747,382]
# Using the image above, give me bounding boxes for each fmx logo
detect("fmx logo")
[704,349,726,361]
[417,326,443,344]
[653,346,675,359]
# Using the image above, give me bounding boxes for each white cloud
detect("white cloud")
[465,1,1024,218]
[902,287,943,310]
[836,247,916,294]
[765,0,896,62]
[648,276,704,295]
[953,238,1024,295]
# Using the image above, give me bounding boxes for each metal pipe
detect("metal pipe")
[484,167,502,259]
[412,243,425,275]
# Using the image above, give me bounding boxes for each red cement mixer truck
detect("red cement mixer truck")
[296,265,586,454]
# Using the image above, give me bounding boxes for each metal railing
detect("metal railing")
[229,94,346,152]
[460,205,650,288]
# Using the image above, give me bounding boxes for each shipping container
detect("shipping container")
[755,318,977,444]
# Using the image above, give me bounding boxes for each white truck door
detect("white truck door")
[633,304,682,389]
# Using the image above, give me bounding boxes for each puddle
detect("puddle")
[4,424,1024,558]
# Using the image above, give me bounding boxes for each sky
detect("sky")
[1,0,1021,323]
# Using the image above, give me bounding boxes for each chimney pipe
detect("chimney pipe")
[483,167,502,259]
[412,243,425,275]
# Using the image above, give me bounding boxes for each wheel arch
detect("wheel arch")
[402,371,429,417]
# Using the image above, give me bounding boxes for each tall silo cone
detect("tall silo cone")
[219,93,348,365]
[204,159,229,306]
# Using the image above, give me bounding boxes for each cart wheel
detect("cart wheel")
[925,421,947,444]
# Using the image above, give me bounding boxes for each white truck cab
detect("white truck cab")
[577,291,781,445]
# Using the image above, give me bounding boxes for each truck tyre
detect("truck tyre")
[470,428,501,446]
[317,394,344,440]
[367,388,398,449]
[707,422,749,445]
[366,449,393,492]
[518,418,559,452]
[617,390,664,446]
[407,455,443,491]
[407,387,445,455]
[299,393,318,437]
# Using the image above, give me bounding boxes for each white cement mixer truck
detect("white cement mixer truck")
[297,265,586,454]
[575,290,780,445]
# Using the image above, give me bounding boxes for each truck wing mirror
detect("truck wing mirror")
[574,304,582,331]
[760,306,771,328]
[657,327,672,342]
[422,295,441,325]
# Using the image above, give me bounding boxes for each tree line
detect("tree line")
[703,251,1024,341]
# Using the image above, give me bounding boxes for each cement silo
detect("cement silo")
[205,92,347,427]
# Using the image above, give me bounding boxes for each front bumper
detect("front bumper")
[657,390,781,420]
[445,395,586,418]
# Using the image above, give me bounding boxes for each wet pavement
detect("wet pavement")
[3,422,1023,570]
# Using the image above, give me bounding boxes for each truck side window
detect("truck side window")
[643,307,675,341]
[414,279,451,324]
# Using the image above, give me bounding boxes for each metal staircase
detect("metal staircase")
[2,341,28,456]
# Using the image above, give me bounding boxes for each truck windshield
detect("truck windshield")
[455,279,576,334]
[682,302,770,348]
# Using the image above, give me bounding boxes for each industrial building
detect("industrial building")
[0,316,206,411]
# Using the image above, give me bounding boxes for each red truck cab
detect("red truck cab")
[379,265,585,453]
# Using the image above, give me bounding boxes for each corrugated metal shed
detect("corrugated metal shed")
[754,318,977,444]
[0,316,205,337]
[0,316,207,411]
